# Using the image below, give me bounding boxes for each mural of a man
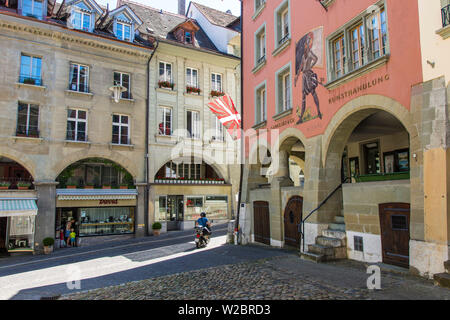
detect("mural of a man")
[295,32,322,124]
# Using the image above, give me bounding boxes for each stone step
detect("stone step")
[316,236,344,248]
[300,252,325,263]
[444,260,450,274]
[434,273,450,289]
[329,223,346,232]
[334,215,345,224]
[322,229,346,240]
[308,244,335,256]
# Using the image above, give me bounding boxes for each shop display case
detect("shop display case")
[79,207,134,236]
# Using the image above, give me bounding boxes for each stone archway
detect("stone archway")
[0,149,36,181]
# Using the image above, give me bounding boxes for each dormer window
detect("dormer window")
[72,10,91,31]
[22,0,44,20]
[185,31,192,44]
[116,22,132,41]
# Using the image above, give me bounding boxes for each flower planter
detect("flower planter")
[18,186,29,190]
[0,186,9,190]
[153,229,161,236]
[84,186,94,189]
[66,185,77,189]
[102,186,111,189]
[43,245,53,255]
[120,186,128,189]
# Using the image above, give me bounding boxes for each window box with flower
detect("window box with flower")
[158,81,175,90]
[186,86,201,95]
[210,90,225,98]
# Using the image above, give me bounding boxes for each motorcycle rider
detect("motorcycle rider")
[195,212,212,241]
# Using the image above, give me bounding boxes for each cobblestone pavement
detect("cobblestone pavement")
[60,254,450,300]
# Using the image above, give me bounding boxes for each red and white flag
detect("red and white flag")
[208,94,241,140]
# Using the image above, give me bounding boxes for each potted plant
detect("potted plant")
[210,90,225,98]
[158,81,175,90]
[23,77,36,85]
[43,237,54,254]
[66,183,77,189]
[186,86,201,94]
[102,184,111,189]
[152,222,162,236]
[119,183,128,189]
[0,181,9,190]
[84,183,94,189]
[17,182,31,190]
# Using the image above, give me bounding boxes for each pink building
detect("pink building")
[240,0,450,280]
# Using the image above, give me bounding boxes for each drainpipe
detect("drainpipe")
[145,40,159,236]
[235,0,244,244]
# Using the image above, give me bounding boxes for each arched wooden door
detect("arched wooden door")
[284,196,303,247]
[379,203,410,268]
[253,201,270,245]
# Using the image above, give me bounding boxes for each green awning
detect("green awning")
[0,199,38,217]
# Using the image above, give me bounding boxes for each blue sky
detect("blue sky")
[96,0,241,16]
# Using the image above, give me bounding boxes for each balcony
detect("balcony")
[353,171,410,183]
[442,4,450,28]
[0,178,35,190]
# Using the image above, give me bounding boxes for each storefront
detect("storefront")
[151,184,232,231]
[55,189,138,242]
[0,198,37,254]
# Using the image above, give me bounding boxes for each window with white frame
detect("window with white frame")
[113,72,131,99]
[275,1,290,47]
[276,65,291,113]
[112,114,130,145]
[255,84,266,124]
[254,25,266,67]
[328,4,389,82]
[72,9,91,31]
[212,116,224,141]
[17,102,39,137]
[255,0,266,11]
[69,63,89,93]
[186,110,200,139]
[19,54,42,86]
[66,109,87,142]
[159,62,172,83]
[159,107,172,136]
[211,73,222,92]
[186,68,198,88]
[116,22,132,41]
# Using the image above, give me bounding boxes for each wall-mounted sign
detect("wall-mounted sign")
[99,199,119,205]
[328,74,390,104]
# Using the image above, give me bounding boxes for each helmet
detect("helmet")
[201,212,206,218]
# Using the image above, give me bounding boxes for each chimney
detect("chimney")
[178,0,186,16]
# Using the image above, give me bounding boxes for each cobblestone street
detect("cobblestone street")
[60,254,450,300]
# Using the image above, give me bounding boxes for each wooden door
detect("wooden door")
[253,201,270,245]
[284,196,303,247]
[379,203,410,268]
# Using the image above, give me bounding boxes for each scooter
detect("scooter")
[194,226,210,248]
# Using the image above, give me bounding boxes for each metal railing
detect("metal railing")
[257,55,266,65]
[278,33,290,46]
[442,4,450,28]
[299,177,350,253]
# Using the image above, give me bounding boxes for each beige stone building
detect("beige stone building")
[123,0,241,232]
[0,0,153,254]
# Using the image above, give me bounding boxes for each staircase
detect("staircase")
[433,260,450,288]
[300,215,347,263]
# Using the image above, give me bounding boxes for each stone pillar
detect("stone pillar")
[135,183,148,238]
[34,181,57,254]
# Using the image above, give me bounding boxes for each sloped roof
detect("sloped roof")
[121,0,218,52]
[191,2,238,28]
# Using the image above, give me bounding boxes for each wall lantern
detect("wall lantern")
[109,82,127,103]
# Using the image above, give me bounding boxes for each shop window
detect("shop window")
[8,215,35,252]
[66,109,87,142]
[327,3,389,82]
[79,207,135,236]
[186,197,203,207]
[17,102,39,138]
[363,142,381,175]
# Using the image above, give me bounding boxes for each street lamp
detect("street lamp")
[109,82,127,103]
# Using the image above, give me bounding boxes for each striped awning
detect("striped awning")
[0,199,38,217]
